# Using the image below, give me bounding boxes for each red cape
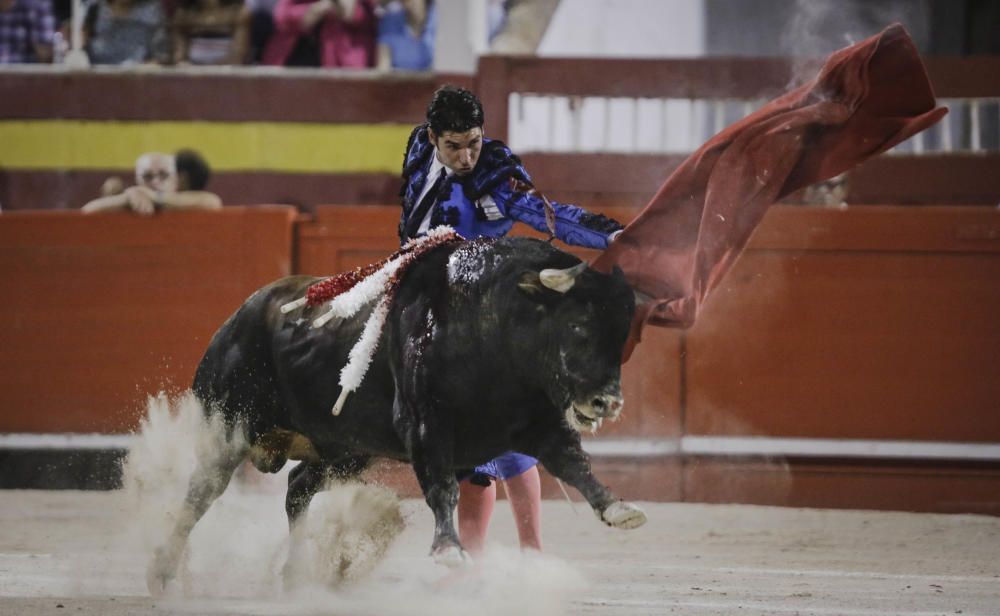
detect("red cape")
[591,24,947,361]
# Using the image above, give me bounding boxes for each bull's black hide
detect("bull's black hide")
[147,236,647,593]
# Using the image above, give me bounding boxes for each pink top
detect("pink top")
[263,0,376,68]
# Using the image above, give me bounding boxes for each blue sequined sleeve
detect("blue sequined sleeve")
[495,179,624,250]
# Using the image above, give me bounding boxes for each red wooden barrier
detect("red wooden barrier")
[686,206,1000,442]
[2,203,998,512]
[0,206,297,433]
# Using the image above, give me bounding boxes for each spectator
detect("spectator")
[171,0,250,64]
[375,0,433,71]
[485,0,504,41]
[262,0,376,67]
[801,172,849,207]
[0,0,55,63]
[174,148,213,191]
[245,0,277,62]
[82,152,222,215]
[99,175,126,197]
[96,148,213,196]
[85,0,169,65]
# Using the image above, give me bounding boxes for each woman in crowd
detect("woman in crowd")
[262,0,376,67]
[85,0,169,64]
[171,0,250,65]
[376,0,434,71]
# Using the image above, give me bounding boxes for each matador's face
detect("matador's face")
[429,127,483,176]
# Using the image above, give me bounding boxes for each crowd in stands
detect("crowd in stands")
[1,0,510,69]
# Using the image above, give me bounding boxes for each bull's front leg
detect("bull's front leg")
[535,428,647,530]
[406,417,466,566]
[396,388,469,566]
[392,305,468,567]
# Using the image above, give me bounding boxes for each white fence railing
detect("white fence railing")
[508,93,1000,155]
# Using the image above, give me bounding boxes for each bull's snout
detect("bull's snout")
[567,388,625,433]
[590,394,623,417]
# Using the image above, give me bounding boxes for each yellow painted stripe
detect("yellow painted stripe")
[0,120,411,173]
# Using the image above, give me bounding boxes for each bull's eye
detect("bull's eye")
[570,323,587,337]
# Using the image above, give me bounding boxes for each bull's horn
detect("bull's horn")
[539,261,588,293]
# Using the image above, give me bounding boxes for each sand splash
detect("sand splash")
[113,391,584,615]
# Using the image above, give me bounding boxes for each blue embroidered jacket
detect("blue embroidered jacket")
[398,124,622,247]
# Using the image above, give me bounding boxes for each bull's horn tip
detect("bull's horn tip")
[539,261,587,293]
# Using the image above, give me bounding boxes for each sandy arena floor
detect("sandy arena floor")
[1,484,998,616]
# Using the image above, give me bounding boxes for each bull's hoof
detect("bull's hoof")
[599,501,647,530]
[431,545,470,568]
[146,546,177,597]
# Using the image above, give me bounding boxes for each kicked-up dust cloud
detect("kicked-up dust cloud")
[113,391,584,615]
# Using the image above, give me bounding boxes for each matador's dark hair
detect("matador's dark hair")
[426,85,485,135]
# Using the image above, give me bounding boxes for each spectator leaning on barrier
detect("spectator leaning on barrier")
[375,0,433,71]
[85,0,170,65]
[0,0,55,63]
[174,148,213,191]
[82,152,222,215]
[263,0,376,67]
[171,0,250,64]
[94,148,214,197]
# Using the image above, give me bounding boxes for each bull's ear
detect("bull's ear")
[518,271,564,302]
[518,271,546,296]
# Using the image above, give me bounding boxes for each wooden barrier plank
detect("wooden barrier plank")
[0,207,296,433]
[686,206,1000,442]
[0,69,472,123]
[747,205,1000,252]
[684,459,1000,515]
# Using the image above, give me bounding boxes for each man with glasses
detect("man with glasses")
[82,152,221,215]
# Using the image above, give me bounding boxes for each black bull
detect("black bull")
[147,237,648,593]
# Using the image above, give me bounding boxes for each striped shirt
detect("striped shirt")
[0,0,54,64]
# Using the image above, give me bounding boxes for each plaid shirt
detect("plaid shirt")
[0,0,54,64]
